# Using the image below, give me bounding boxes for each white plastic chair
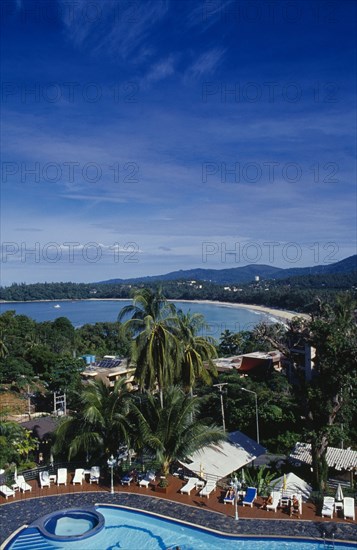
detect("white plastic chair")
[343,497,355,520]
[57,468,67,486]
[199,480,216,499]
[180,477,199,495]
[0,485,15,499]
[72,468,85,485]
[266,491,281,512]
[15,475,32,493]
[321,496,334,518]
[39,471,50,489]
[139,471,156,488]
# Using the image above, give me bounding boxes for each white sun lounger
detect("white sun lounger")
[39,471,50,488]
[321,496,334,518]
[0,485,15,499]
[72,468,85,485]
[15,475,32,493]
[180,477,199,495]
[139,471,156,488]
[266,491,281,512]
[343,497,355,520]
[57,468,67,486]
[199,480,216,499]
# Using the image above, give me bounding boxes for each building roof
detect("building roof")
[290,442,357,471]
[82,357,135,379]
[179,430,266,481]
[213,351,281,374]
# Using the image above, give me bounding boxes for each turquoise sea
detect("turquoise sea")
[0,300,280,339]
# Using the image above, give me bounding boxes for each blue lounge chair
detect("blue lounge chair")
[223,489,235,505]
[89,466,100,484]
[121,474,133,486]
[242,486,257,507]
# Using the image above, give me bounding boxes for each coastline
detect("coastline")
[170,299,309,321]
[0,297,308,322]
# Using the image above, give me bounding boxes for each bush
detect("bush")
[158,477,169,488]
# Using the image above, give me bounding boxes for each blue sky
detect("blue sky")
[1,0,356,284]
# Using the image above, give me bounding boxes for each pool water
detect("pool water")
[6,506,355,550]
[53,517,95,536]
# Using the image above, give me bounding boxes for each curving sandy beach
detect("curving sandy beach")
[170,299,309,322]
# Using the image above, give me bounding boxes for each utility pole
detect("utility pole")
[240,387,259,444]
[213,383,228,432]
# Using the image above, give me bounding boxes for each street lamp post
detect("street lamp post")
[231,475,241,521]
[240,387,259,444]
[213,383,228,432]
[107,455,116,494]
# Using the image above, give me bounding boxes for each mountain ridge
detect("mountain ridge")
[97,255,357,286]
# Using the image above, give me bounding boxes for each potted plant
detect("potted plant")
[155,476,169,494]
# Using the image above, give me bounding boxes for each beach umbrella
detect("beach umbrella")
[199,463,205,480]
[335,483,344,502]
[271,472,312,501]
[50,453,54,467]
[14,465,17,481]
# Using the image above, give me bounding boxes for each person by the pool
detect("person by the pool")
[260,494,273,509]
[225,488,235,499]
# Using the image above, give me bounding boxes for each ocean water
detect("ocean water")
[0,299,279,338]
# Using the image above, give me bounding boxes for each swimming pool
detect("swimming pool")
[5,506,356,550]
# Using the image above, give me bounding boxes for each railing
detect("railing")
[323,531,335,549]
[2,462,90,485]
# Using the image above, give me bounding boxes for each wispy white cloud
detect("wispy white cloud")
[14,227,43,232]
[143,55,177,85]
[59,0,169,62]
[185,48,225,80]
[186,0,235,31]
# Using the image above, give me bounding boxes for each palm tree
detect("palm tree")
[133,316,181,407]
[119,288,180,407]
[118,287,176,328]
[176,310,218,395]
[53,378,132,461]
[132,385,225,477]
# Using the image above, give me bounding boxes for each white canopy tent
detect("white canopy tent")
[179,431,266,481]
[270,472,312,501]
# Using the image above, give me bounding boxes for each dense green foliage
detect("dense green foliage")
[197,370,302,454]
[131,386,225,476]
[53,378,132,461]
[0,311,131,411]
[0,416,38,470]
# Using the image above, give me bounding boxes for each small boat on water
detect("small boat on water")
[53,304,61,308]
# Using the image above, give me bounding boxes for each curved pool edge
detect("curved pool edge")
[1,525,28,550]
[1,492,356,547]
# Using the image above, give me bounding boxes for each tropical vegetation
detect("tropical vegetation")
[0,288,356,494]
[130,386,225,477]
